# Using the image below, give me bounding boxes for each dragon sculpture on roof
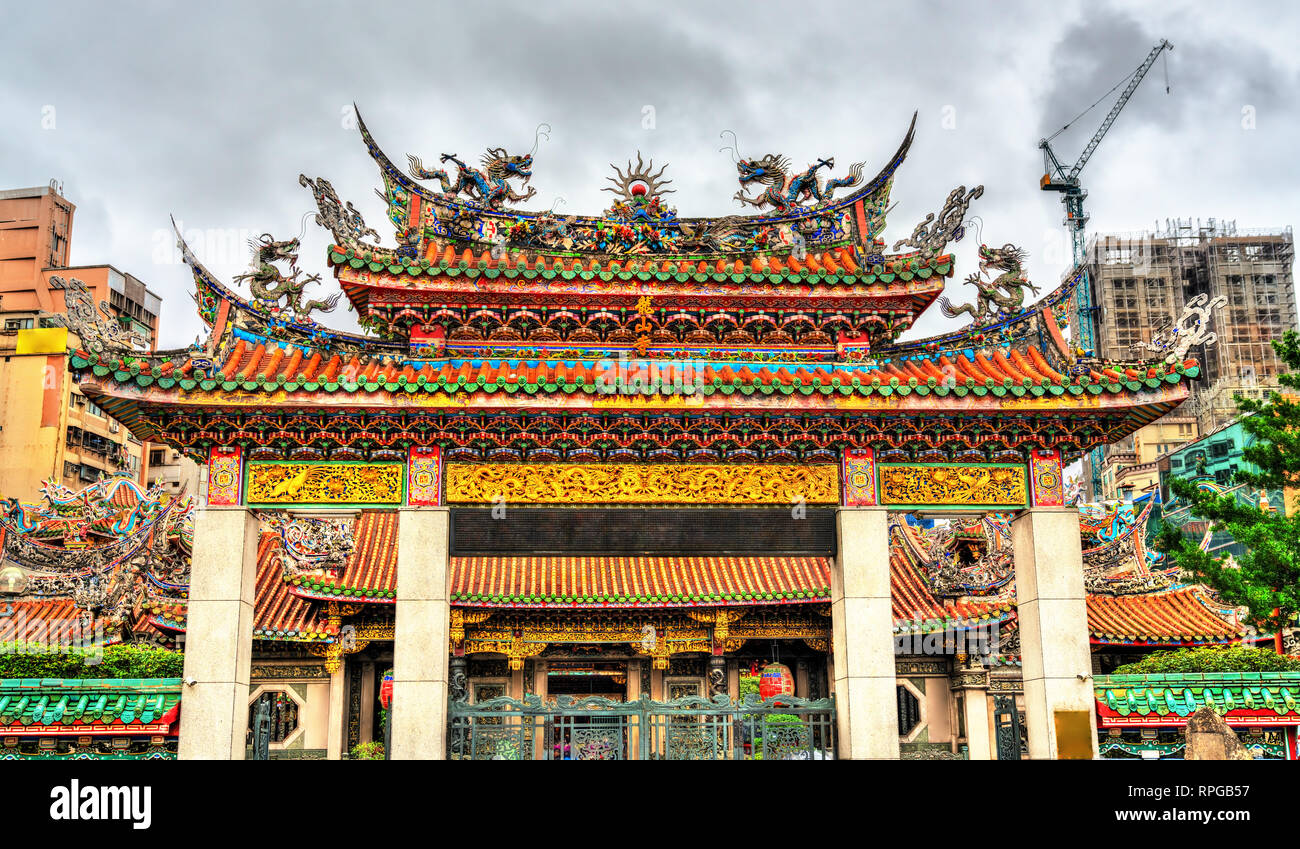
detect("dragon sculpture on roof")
[232,234,341,323]
[407,148,537,210]
[732,154,865,212]
[938,243,1041,327]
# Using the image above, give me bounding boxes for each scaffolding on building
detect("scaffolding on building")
[1082,220,1296,493]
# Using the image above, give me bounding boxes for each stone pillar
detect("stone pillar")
[179,507,259,760]
[832,507,899,759]
[950,663,992,760]
[1012,508,1098,759]
[326,664,346,760]
[390,508,451,760]
[449,656,468,704]
[708,655,727,697]
[533,660,547,701]
[359,661,376,745]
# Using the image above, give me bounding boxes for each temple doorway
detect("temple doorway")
[545,661,628,701]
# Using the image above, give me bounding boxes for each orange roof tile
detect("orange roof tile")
[449,555,832,608]
[1087,588,1240,644]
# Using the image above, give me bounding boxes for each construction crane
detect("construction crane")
[1039,38,1173,356]
[1040,38,1172,502]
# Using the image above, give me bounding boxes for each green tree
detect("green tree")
[1155,330,1300,638]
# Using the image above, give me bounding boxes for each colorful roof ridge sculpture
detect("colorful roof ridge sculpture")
[0,475,192,647]
[50,107,1208,466]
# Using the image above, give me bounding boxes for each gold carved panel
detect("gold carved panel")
[877,464,1027,508]
[246,462,404,505]
[445,463,839,504]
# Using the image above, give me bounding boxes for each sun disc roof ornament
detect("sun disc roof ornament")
[603,151,675,204]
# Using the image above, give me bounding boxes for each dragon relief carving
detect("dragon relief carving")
[45,276,147,354]
[1129,293,1228,364]
[299,174,379,246]
[232,234,340,323]
[893,185,983,258]
[733,154,864,212]
[938,243,1041,327]
[407,148,537,210]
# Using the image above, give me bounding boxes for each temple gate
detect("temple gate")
[50,108,1210,759]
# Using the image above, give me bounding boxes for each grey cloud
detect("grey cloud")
[1,0,1294,349]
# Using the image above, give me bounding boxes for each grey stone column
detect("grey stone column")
[390,507,450,760]
[449,656,468,703]
[1012,508,1098,759]
[707,655,727,697]
[178,507,259,760]
[831,507,900,759]
[326,665,346,759]
[950,662,993,760]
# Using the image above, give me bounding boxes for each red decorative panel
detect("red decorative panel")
[1029,449,1064,507]
[207,446,243,506]
[407,446,443,506]
[841,448,877,507]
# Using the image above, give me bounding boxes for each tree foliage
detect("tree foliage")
[0,643,184,679]
[1155,330,1300,635]
[1112,645,1300,674]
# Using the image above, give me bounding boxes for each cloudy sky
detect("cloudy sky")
[3,1,1297,349]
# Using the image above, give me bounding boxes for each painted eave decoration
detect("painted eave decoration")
[1094,672,1300,727]
[0,678,182,736]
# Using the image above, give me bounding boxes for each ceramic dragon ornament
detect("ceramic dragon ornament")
[232,234,341,323]
[732,153,865,212]
[1129,293,1228,364]
[938,243,1042,327]
[721,131,865,214]
[407,147,538,210]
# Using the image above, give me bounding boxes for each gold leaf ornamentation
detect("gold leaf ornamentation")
[246,462,404,505]
[877,464,1027,507]
[445,463,838,505]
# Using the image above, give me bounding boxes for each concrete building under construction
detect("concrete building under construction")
[1083,219,1296,498]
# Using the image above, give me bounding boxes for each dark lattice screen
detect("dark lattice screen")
[897,686,921,736]
[449,508,835,555]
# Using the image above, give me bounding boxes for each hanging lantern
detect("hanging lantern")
[759,662,794,700]
[379,672,394,710]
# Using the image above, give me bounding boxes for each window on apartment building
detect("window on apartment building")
[4,318,34,331]
[150,449,165,466]
[85,399,104,418]
[62,461,78,478]
[68,393,81,410]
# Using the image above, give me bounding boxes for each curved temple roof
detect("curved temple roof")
[52,109,1202,463]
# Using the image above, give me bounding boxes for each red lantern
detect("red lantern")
[379,674,393,710]
[759,662,794,700]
